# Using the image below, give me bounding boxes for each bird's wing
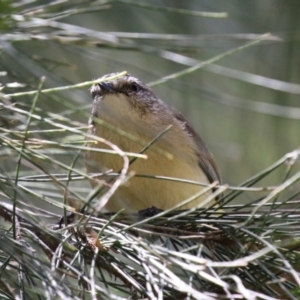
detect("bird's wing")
[174,112,221,185]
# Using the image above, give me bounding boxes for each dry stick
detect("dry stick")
[6,71,128,98]
[13,77,45,239]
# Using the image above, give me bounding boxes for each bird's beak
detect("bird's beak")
[99,82,116,93]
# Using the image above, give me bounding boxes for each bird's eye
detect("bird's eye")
[130,82,140,92]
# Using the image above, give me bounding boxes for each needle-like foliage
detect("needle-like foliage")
[1,1,300,300]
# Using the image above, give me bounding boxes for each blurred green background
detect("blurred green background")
[1,0,300,210]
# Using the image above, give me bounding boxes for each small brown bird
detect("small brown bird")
[85,73,221,213]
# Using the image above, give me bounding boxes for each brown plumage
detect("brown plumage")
[85,73,221,212]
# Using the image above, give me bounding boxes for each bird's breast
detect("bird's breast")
[85,124,211,212]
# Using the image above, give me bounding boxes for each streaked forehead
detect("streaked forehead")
[101,73,139,84]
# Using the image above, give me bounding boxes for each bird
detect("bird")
[85,73,221,213]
